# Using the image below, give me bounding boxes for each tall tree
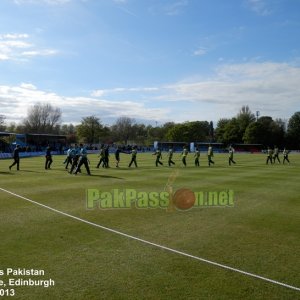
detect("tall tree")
[209,121,214,142]
[111,117,136,144]
[0,115,6,131]
[166,121,210,142]
[243,122,263,144]
[287,112,300,148]
[215,118,231,142]
[145,122,176,144]
[243,116,285,146]
[60,123,76,135]
[236,105,255,137]
[131,123,147,144]
[272,118,285,147]
[60,123,77,144]
[215,106,255,144]
[77,116,104,144]
[22,103,61,133]
[222,118,241,144]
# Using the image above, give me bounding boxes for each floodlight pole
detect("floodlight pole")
[256,111,260,121]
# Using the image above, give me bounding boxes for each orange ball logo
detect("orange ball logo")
[172,188,195,211]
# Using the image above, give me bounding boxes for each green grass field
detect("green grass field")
[0,152,299,299]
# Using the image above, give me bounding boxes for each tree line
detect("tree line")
[1,103,300,148]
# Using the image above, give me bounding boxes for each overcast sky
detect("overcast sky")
[0,0,300,126]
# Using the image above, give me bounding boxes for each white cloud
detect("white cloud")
[0,32,59,61]
[156,62,300,120]
[0,40,32,49]
[0,54,9,61]
[13,0,90,4]
[90,62,300,122]
[19,83,37,90]
[0,34,29,39]
[0,36,32,60]
[245,0,273,16]
[91,86,159,97]
[149,0,189,16]
[0,84,168,124]
[13,0,71,5]
[193,47,207,56]
[1,62,299,125]
[91,90,105,97]
[165,0,189,16]
[22,49,59,57]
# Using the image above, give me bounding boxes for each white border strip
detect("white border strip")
[1,187,299,293]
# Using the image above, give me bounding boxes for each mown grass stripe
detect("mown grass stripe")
[1,187,299,293]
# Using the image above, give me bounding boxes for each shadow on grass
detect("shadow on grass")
[52,168,71,172]
[17,170,44,173]
[53,169,124,179]
[89,174,124,179]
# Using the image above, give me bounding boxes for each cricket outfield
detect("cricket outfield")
[0,153,299,299]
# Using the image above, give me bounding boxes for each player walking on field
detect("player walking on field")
[282,148,290,164]
[207,144,214,167]
[69,144,81,174]
[181,146,188,167]
[194,148,200,167]
[96,146,105,168]
[9,144,20,171]
[228,145,236,166]
[128,146,138,168]
[153,148,163,166]
[273,146,281,164]
[115,146,121,168]
[168,148,175,167]
[74,144,91,175]
[104,146,110,168]
[64,146,74,170]
[266,147,273,164]
[45,145,53,170]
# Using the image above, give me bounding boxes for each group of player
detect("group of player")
[152,144,234,168]
[95,145,137,169]
[8,143,91,175]
[8,144,55,172]
[97,144,291,169]
[63,143,91,175]
[6,143,291,175]
[266,146,290,164]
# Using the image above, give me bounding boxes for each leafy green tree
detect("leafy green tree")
[236,105,255,135]
[131,123,147,144]
[60,124,76,135]
[222,118,241,144]
[209,121,214,141]
[100,125,112,144]
[165,123,189,142]
[243,116,285,146]
[287,112,300,148]
[144,122,176,144]
[0,115,6,131]
[146,126,162,142]
[77,116,104,144]
[215,118,231,142]
[166,121,210,142]
[243,122,263,144]
[60,123,77,144]
[111,117,136,144]
[271,118,285,147]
